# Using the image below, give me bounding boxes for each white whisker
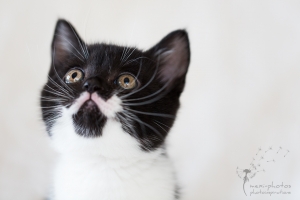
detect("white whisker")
[69,23,88,59]
[122,47,136,64]
[153,121,167,133]
[45,84,73,99]
[122,110,164,140]
[42,88,71,99]
[122,56,149,67]
[48,75,74,96]
[124,108,175,119]
[52,48,76,96]
[153,120,171,129]
[120,60,159,99]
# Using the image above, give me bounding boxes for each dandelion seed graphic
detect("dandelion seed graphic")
[284,150,290,157]
[265,146,272,153]
[250,158,255,165]
[277,146,282,154]
[237,146,288,196]
[256,147,262,155]
[259,156,264,161]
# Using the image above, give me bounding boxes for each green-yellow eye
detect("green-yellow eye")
[65,69,83,83]
[118,74,136,89]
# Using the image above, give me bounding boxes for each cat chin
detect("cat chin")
[72,100,106,137]
[50,107,156,158]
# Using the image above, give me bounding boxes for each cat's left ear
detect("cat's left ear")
[147,30,190,91]
[51,19,88,64]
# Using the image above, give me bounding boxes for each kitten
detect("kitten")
[41,19,190,200]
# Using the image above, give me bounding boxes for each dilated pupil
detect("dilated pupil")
[124,77,130,84]
[72,72,78,79]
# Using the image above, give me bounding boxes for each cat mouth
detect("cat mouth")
[70,92,122,137]
[80,99,98,111]
[72,96,105,137]
[71,92,122,118]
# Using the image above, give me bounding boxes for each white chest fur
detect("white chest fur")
[50,108,176,200]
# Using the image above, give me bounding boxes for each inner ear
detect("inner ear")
[51,19,88,64]
[146,30,190,88]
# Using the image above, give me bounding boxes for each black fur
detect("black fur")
[41,19,190,151]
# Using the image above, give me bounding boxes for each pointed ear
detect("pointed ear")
[51,19,87,64]
[147,30,190,90]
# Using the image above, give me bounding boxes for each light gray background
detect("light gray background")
[0,0,299,199]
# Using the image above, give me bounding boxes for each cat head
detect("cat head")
[41,19,190,153]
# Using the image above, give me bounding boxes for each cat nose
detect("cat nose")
[83,78,101,93]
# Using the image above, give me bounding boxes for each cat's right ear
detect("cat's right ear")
[51,19,88,65]
[146,30,190,92]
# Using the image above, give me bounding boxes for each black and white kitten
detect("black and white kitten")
[41,19,190,200]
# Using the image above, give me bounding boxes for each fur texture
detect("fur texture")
[41,19,190,200]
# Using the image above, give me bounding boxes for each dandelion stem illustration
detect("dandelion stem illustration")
[242,169,251,196]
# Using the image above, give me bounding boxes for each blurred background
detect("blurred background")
[0,0,300,199]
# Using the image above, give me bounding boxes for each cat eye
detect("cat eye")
[118,74,136,89]
[65,69,84,83]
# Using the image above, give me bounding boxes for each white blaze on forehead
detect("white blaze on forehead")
[91,93,122,118]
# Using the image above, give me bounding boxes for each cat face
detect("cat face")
[41,19,190,151]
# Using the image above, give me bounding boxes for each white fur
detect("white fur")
[49,92,176,200]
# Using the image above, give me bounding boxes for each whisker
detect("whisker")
[122,111,164,141]
[83,7,92,58]
[119,112,153,151]
[69,24,89,59]
[40,96,68,101]
[45,84,72,98]
[120,47,126,63]
[122,56,151,67]
[120,112,148,141]
[47,75,74,96]
[40,105,64,109]
[68,49,85,62]
[52,48,76,96]
[121,46,130,63]
[40,99,66,102]
[120,59,159,99]
[153,120,171,129]
[153,121,168,133]
[123,80,170,102]
[124,108,175,119]
[42,88,71,99]
[122,47,136,64]
[117,114,137,136]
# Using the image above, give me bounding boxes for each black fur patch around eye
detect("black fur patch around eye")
[41,19,190,151]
